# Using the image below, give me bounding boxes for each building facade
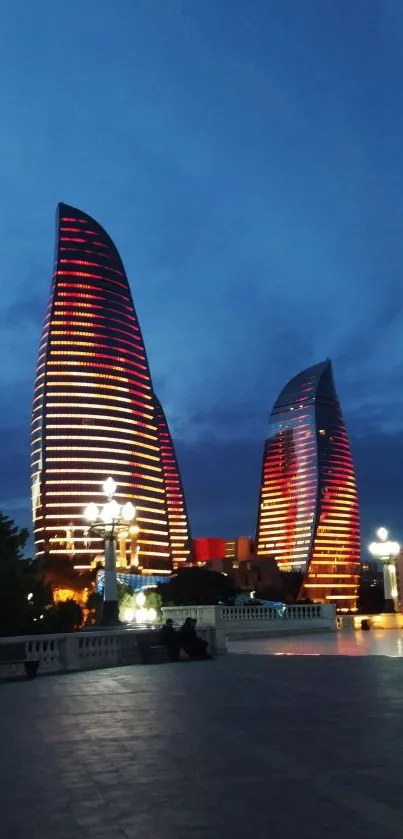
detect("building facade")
[32,203,180,574]
[154,396,192,566]
[193,537,226,565]
[193,536,254,567]
[255,360,360,610]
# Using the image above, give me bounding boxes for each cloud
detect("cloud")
[176,436,262,537]
[0,0,401,561]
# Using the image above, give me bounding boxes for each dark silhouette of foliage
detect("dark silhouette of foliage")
[42,599,83,633]
[39,551,95,590]
[255,585,287,603]
[157,567,238,606]
[85,591,103,625]
[0,514,53,636]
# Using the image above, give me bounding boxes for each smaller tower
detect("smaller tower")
[256,360,360,610]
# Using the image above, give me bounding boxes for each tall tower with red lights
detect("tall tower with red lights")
[154,396,192,565]
[32,203,183,574]
[255,360,360,610]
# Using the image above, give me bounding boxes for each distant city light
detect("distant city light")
[135,607,157,624]
[368,526,400,612]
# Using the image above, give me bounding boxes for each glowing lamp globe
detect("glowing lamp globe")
[84,503,99,523]
[122,501,136,522]
[368,536,401,562]
[101,499,121,524]
[103,476,117,498]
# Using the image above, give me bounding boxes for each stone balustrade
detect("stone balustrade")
[0,604,336,680]
[162,603,336,640]
[0,625,219,679]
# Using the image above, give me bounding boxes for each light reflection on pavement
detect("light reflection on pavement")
[228,628,403,657]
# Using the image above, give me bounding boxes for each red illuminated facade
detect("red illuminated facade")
[154,396,192,566]
[255,360,360,610]
[193,538,226,565]
[32,203,173,573]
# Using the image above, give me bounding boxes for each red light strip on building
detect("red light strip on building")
[31,203,173,573]
[255,361,360,610]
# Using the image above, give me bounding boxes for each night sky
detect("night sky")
[1,1,402,554]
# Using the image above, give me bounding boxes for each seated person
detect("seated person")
[161,618,180,661]
[179,617,212,660]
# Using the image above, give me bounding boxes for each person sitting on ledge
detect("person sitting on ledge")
[161,618,180,662]
[179,617,212,660]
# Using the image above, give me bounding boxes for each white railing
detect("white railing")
[219,604,325,621]
[162,603,336,638]
[1,629,142,676]
[0,625,219,678]
[0,604,335,679]
[160,605,217,626]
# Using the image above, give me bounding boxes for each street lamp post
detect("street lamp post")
[368,527,400,613]
[84,477,136,625]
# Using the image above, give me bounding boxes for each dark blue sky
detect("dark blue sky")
[1,1,403,551]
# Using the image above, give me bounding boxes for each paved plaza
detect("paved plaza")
[1,651,403,838]
[228,626,403,656]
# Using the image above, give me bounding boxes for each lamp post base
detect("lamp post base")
[102,600,120,626]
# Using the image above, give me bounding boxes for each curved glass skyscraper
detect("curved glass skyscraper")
[154,396,192,565]
[32,203,189,574]
[255,360,360,610]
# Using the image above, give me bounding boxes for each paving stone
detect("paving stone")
[1,655,403,838]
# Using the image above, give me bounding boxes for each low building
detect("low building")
[193,536,255,566]
[193,538,226,565]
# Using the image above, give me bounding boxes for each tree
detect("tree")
[39,551,96,593]
[255,585,287,603]
[85,591,103,626]
[0,513,29,562]
[157,567,238,606]
[86,582,137,625]
[43,599,84,633]
[119,589,135,622]
[144,589,162,618]
[0,514,53,636]
[279,571,304,603]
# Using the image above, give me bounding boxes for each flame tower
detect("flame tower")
[31,203,172,573]
[255,360,360,609]
[154,396,192,566]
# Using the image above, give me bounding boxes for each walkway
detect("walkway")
[1,653,403,838]
[228,627,403,656]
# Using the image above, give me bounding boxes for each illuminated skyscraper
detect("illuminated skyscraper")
[154,396,192,566]
[255,360,360,609]
[31,203,172,574]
